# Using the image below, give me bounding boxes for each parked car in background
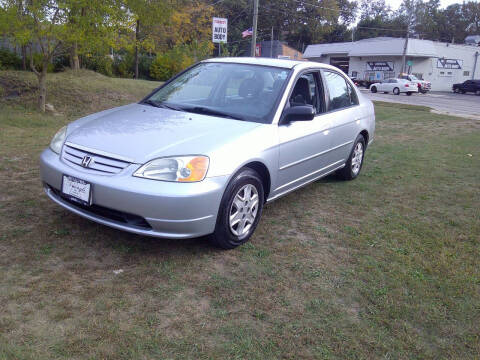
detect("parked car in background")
[452,80,480,95]
[398,73,431,94]
[370,78,418,96]
[40,57,375,249]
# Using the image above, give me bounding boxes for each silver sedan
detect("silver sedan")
[40,57,375,249]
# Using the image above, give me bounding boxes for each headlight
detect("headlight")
[49,126,67,154]
[133,156,209,182]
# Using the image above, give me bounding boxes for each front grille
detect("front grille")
[62,144,131,174]
[50,187,152,230]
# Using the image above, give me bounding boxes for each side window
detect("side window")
[289,72,322,114]
[323,71,353,111]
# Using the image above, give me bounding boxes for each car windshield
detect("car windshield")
[144,62,291,123]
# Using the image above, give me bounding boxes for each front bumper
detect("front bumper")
[40,148,229,239]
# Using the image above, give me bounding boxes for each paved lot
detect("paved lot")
[361,89,480,119]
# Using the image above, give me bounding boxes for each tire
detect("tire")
[461,90,466,94]
[393,87,400,95]
[370,86,377,93]
[209,168,264,249]
[406,92,412,96]
[476,90,480,96]
[337,134,366,181]
[453,88,459,93]
[383,92,388,94]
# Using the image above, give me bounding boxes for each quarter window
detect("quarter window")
[323,71,357,111]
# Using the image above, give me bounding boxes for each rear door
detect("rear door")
[321,69,362,164]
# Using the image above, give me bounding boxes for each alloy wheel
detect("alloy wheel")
[229,184,259,237]
[351,142,364,175]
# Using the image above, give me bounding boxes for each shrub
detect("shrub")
[52,54,70,72]
[150,42,212,81]
[83,54,114,77]
[0,48,22,69]
[113,54,133,78]
[138,54,155,80]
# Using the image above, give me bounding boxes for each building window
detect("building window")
[351,71,358,78]
[463,71,470,76]
[439,71,453,77]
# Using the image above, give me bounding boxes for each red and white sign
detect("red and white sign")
[212,17,228,43]
[255,43,261,57]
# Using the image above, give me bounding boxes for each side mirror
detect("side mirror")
[281,105,315,124]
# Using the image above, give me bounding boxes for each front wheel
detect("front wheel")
[406,92,413,96]
[370,86,377,93]
[393,87,400,95]
[337,135,366,181]
[209,168,264,249]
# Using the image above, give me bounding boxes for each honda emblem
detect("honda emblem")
[81,156,94,168]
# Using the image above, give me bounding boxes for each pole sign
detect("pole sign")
[212,17,227,43]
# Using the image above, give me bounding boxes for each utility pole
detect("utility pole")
[251,0,259,57]
[401,24,410,73]
[270,26,274,58]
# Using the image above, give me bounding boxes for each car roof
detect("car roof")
[203,57,341,72]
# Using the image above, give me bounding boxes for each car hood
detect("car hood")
[66,103,262,164]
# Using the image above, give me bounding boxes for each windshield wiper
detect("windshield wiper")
[142,99,185,112]
[186,106,244,121]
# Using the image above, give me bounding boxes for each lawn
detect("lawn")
[1,70,479,359]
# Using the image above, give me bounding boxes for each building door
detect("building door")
[330,57,350,75]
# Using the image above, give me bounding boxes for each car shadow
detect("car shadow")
[50,172,344,258]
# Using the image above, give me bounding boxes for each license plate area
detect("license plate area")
[61,175,92,206]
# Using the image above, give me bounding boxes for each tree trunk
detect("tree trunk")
[38,66,48,112]
[134,19,140,79]
[70,42,80,71]
[21,45,27,71]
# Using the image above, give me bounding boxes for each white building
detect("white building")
[304,37,480,91]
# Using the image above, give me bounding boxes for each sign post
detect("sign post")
[212,17,227,56]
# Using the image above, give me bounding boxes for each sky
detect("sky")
[384,0,479,9]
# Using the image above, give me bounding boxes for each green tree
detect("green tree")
[63,0,126,71]
[0,0,125,111]
[1,0,67,111]
[124,0,171,79]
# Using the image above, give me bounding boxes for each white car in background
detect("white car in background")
[369,78,418,96]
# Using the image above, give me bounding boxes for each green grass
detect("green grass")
[1,70,479,359]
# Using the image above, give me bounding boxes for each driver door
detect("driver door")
[273,71,333,198]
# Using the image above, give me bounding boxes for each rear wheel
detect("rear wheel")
[393,87,400,95]
[337,135,366,181]
[209,168,264,249]
[370,86,377,93]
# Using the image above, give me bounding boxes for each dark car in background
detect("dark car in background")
[452,80,480,95]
